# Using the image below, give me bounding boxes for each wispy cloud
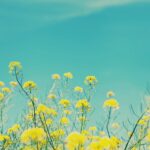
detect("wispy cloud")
[0,0,148,31]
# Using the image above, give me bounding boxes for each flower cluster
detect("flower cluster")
[0,61,149,150]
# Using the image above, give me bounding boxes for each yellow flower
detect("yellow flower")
[0,93,4,101]
[23,81,36,89]
[85,75,97,85]
[50,129,64,139]
[131,147,137,150]
[9,61,22,72]
[9,81,18,87]
[99,131,106,137]
[81,130,89,136]
[64,110,72,115]
[110,136,122,149]
[76,99,90,109]
[0,134,10,142]
[60,117,69,125]
[52,74,61,80]
[103,98,119,109]
[37,104,57,116]
[138,115,150,125]
[127,131,132,137]
[2,87,11,93]
[74,86,83,93]
[66,132,86,150]
[22,146,36,150]
[48,93,56,99]
[32,97,38,102]
[78,116,87,122]
[89,126,97,131]
[64,72,73,79]
[7,124,20,134]
[107,91,115,98]
[111,123,120,129]
[21,127,46,144]
[146,130,150,142]
[88,136,121,150]
[0,134,4,141]
[0,81,5,87]
[28,101,33,107]
[59,99,70,107]
[26,114,33,121]
[88,141,102,150]
[46,118,53,125]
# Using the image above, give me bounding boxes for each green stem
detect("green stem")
[124,112,145,150]
[106,107,111,137]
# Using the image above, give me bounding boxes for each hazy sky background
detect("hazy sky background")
[0,0,150,125]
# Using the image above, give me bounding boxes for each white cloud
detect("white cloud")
[0,0,148,31]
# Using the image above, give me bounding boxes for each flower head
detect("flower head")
[21,127,46,144]
[59,99,70,107]
[76,99,90,109]
[64,72,73,79]
[7,124,20,134]
[0,81,5,87]
[52,74,61,80]
[36,104,57,116]
[89,126,97,131]
[48,93,56,100]
[23,81,36,89]
[64,110,72,115]
[74,86,83,93]
[2,87,11,93]
[66,132,86,150]
[107,91,115,98]
[0,134,10,142]
[111,123,120,129]
[60,117,69,125]
[9,61,22,73]
[46,118,53,126]
[9,81,18,87]
[103,98,119,109]
[0,93,4,101]
[85,75,97,86]
[50,129,64,139]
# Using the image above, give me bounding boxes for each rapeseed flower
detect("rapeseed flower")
[85,75,97,86]
[50,129,65,139]
[9,81,18,87]
[21,127,46,144]
[46,118,53,125]
[89,126,97,131]
[64,110,72,115]
[37,104,57,116]
[2,87,11,93]
[107,91,115,98]
[60,117,69,125]
[59,99,70,107]
[0,93,4,101]
[64,72,73,79]
[48,93,56,99]
[103,98,119,109]
[9,61,22,73]
[74,86,83,93]
[111,123,120,129]
[76,99,90,109]
[23,81,36,89]
[7,124,20,134]
[66,132,86,150]
[52,74,61,80]
[0,81,5,87]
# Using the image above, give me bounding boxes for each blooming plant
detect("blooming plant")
[0,61,150,150]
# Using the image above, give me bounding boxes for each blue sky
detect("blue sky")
[0,0,150,124]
